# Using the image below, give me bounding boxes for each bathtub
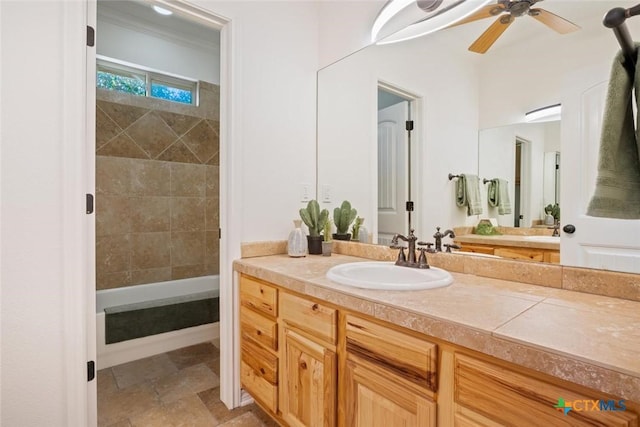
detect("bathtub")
[96,275,220,369]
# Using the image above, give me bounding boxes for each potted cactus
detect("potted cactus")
[333,200,357,241]
[299,199,329,255]
[322,219,333,256]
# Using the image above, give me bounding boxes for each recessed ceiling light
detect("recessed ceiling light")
[153,5,173,16]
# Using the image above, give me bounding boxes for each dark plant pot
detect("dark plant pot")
[332,233,351,241]
[307,235,324,255]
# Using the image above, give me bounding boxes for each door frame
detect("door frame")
[83,1,240,424]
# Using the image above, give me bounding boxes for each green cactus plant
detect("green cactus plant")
[334,200,357,235]
[351,216,363,241]
[323,219,333,242]
[299,200,329,237]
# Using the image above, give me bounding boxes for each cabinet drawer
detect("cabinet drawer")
[241,339,278,385]
[240,275,278,318]
[240,306,278,351]
[455,353,638,426]
[493,247,544,262]
[345,314,438,392]
[241,360,278,413]
[280,292,337,344]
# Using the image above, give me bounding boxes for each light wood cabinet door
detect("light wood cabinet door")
[344,356,436,427]
[281,327,336,427]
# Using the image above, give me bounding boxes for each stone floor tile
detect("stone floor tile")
[106,420,132,427]
[198,387,252,423]
[167,342,220,370]
[112,353,178,389]
[97,382,159,427]
[129,394,217,427]
[97,368,119,396]
[153,363,220,404]
[218,411,270,427]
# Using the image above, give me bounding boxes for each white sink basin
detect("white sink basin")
[523,235,560,243]
[326,262,453,291]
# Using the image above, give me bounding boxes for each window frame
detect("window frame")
[96,56,199,106]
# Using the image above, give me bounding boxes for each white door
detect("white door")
[378,102,409,244]
[561,63,640,273]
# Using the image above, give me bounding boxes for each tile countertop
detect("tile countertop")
[233,254,640,402]
[454,233,560,250]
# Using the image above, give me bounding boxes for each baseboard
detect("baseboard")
[97,321,220,369]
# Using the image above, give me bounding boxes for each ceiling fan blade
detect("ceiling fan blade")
[447,4,504,28]
[530,8,580,34]
[469,16,514,54]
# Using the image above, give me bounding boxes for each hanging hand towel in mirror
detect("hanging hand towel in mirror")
[487,178,512,215]
[455,174,483,216]
[587,47,640,219]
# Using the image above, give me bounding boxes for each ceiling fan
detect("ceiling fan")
[452,0,580,54]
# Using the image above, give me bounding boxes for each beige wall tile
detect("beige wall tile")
[97,134,149,160]
[463,256,563,288]
[96,234,131,275]
[126,111,178,158]
[157,141,201,164]
[131,268,172,286]
[206,151,219,166]
[97,271,132,290]
[171,232,205,267]
[205,231,220,275]
[97,100,149,130]
[240,241,288,258]
[129,159,170,196]
[181,120,217,163]
[563,267,640,302]
[97,156,132,195]
[172,265,207,280]
[156,111,201,136]
[205,165,219,197]
[96,106,122,149]
[96,196,131,237]
[171,198,205,232]
[131,232,171,270]
[130,197,170,233]
[199,83,220,120]
[170,163,205,196]
[205,198,219,231]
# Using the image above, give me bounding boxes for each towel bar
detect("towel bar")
[448,173,461,181]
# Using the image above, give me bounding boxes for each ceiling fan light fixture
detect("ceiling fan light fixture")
[525,103,561,123]
[373,0,494,44]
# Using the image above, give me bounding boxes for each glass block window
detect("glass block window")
[97,58,197,105]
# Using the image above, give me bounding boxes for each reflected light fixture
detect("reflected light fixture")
[525,104,562,123]
[372,0,492,44]
[153,5,173,16]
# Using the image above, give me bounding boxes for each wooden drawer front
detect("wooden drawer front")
[240,275,278,318]
[240,306,278,351]
[455,354,638,426]
[458,244,495,255]
[241,360,278,413]
[545,251,561,264]
[345,314,438,392]
[241,339,278,385]
[280,292,337,344]
[494,247,544,262]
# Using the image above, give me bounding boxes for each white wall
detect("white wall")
[318,30,480,241]
[97,12,221,83]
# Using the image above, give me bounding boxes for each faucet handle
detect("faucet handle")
[417,247,431,269]
[444,243,461,253]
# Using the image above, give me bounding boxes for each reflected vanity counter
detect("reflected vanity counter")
[454,233,560,263]
[234,245,640,407]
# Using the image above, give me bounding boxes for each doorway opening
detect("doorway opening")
[377,84,418,245]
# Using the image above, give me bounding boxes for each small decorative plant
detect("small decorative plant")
[544,203,560,221]
[351,216,363,241]
[323,219,333,242]
[333,200,357,239]
[299,199,329,237]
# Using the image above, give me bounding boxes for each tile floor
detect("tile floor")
[98,342,279,427]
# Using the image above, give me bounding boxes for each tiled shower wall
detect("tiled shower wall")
[96,82,220,290]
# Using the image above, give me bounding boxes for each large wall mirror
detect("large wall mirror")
[317,0,640,274]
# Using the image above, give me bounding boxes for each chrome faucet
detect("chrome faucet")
[390,229,432,269]
[433,227,455,252]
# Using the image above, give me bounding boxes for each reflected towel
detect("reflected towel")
[587,47,640,218]
[455,174,483,216]
[487,178,512,215]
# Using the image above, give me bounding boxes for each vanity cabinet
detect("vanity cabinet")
[458,242,560,264]
[341,314,437,427]
[279,292,337,427]
[239,274,637,427]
